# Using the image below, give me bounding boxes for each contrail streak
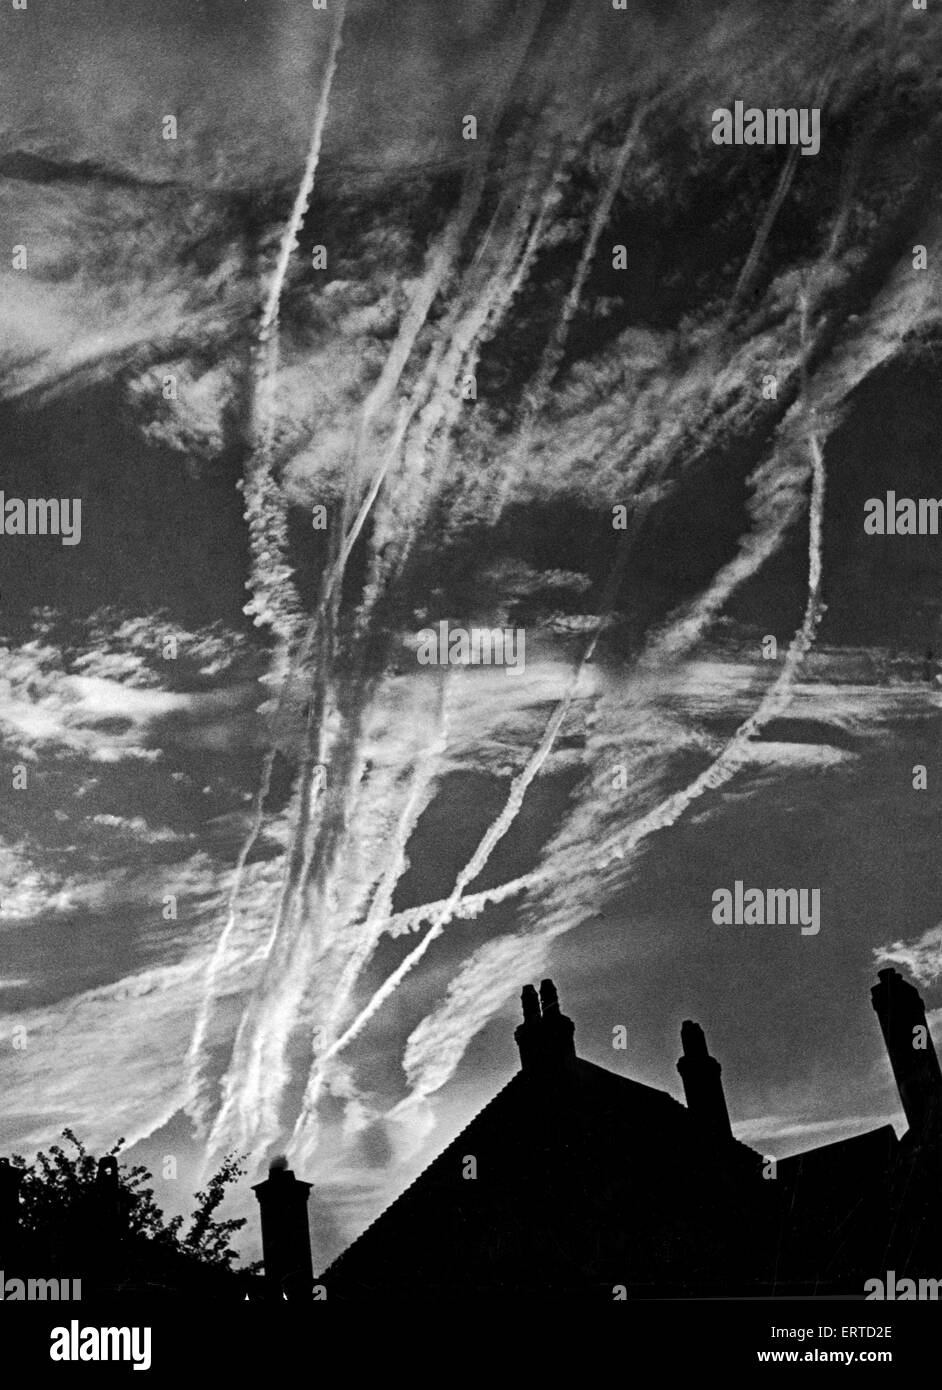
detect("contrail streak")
[288,678,452,1150]
[598,437,825,864]
[258,3,347,349]
[724,147,800,325]
[205,678,333,1158]
[315,582,606,1066]
[386,332,829,1111]
[279,150,572,1150]
[204,191,540,1156]
[243,0,347,641]
[195,78,504,1140]
[359,129,578,615]
[529,106,644,410]
[319,274,829,1067]
[377,203,939,963]
[187,7,346,1128]
[382,872,537,936]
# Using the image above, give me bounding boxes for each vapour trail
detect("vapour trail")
[311,304,757,1059]
[597,435,825,871]
[388,314,829,1111]
[258,2,347,348]
[217,216,464,951]
[326,271,832,1063]
[371,215,940,945]
[292,36,936,1104]
[484,107,644,526]
[325,0,556,619]
[381,872,537,936]
[533,106,645,407]
[208,19,883,1162]
[282,150,575,1143]
[206,138,566,1159]
[575,286,828,875]
[193,102,504,1124]
[185,7,347,1127]
[242,0,347,635]
[350,130,576,642]
[726,51,847,326]
[591,122,868,687]
[725,146,800,324]
[596,69,839,514]
[217,52,710,1150]
[205,647,334,1158]
[241,138,508,723]
[183,760,275,1131]
[247,161,576,1138]
[366,117,594,618]
[288,678,452,1148]
[314,555,612,1066]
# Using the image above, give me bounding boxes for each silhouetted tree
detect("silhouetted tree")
[9,1130,259,1290]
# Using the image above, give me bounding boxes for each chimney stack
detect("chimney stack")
[252,1157,315,1300]
[677,1020,734,1143]
[871,968,942,1139]
[514,978,576,1077]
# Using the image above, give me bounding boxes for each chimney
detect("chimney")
[871,968,942,1139]
[0,1158,23,1258]
[677,1020,733,1143]
[514,978,576,1077]
[252,1157,315,1300]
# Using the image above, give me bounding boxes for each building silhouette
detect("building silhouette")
[5,968,940,1300]
[286,969,942,1301]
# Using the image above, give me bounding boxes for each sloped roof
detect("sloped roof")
[320,1055,764,1298]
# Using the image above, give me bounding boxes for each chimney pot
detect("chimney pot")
[677,1021,733,1143]
[514,979,576,1077]
[871,969,942,1138]
[521,985,540,1022]
[539,979,560,1014]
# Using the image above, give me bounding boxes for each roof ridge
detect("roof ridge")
[319,1070,525,1277]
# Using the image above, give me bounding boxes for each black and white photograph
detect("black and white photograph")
[1,0,941,1369]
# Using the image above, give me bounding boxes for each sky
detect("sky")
[1,0,942,1268]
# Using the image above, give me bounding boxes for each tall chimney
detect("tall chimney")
[677,1020,733,1143]
[871,968,942,1139]
[514,978,576,1077]
[252,1157,314,1300]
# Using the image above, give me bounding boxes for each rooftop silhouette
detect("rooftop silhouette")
[294,969,942,1301]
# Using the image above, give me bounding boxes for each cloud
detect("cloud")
[733,1111,905,1150]
[875,925,942,989]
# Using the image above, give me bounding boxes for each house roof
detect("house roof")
[319,1052,764,1297]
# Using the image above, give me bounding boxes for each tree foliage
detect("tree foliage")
[11,1129,257,1274]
